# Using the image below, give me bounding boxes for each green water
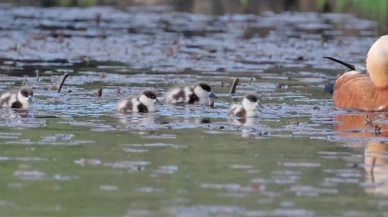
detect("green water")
[0,3,386,217]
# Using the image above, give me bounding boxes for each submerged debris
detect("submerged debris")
[35,70,40,81]
[230,78,239,94]
[22,75,27,86]
[249,77,253,85]
[97,88,103,97]
[365,115,372,126]
[374,125,381,136]
[370,156,376,183]
[50,73,70,92]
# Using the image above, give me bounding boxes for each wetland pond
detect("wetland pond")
[0,4,387,217]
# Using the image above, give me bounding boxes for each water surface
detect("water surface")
[0,5,386,217]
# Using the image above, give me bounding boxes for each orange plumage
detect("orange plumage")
[328,35,388,112]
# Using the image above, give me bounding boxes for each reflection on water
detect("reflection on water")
[334,113,388,197]
[0,1,386,217]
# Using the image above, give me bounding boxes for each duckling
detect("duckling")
[0,86,33,109]
[228,94,263,118]
[165,82,217,104]
[325,35,388,111]
[116,90,162,113]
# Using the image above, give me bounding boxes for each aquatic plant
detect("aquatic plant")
[317,0,388,23]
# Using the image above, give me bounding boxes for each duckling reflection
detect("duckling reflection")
[0,107,31,119]
[116,113,158,127]
[161,117,212,126]
[228,115,265,139]
[334,113,388,196]
[229,116,258,127]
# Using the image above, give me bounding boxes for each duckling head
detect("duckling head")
[193,83,217,102]
[139,90,163,107]
[18,87,34,107]
[366,35,388,88]
[242,94,263,111]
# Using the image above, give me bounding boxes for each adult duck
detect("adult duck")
[324,35,388,111]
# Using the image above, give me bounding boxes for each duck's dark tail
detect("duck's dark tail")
[324,80,335,95]
[323,56,356,71]
[323,56,357,95]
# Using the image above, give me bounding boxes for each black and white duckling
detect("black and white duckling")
[0,86,34,109]
[116,90,162,113]
[228,94,263,118]
[165,82,217,104]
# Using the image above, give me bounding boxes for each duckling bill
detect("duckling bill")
[0,87,33,109]
[116,90,162,113]
[165,82,217,104]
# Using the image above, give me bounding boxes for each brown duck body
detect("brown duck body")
[333,73,388,111]
[330,35,388,112]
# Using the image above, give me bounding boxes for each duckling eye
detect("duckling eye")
[21,92,27,97]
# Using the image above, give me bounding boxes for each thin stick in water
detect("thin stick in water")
[249,77,253,85]
[97,88,102,97]
[370,156,376,183]
[229,78,239,94]
[22,76,27,86]
[58,73,70,93]
[35,70,40,81]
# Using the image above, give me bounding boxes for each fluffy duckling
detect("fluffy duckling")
[228,94,263,118]
[324,35,388,111]
[165,82,217,104]
[0,86,33,109]
[116,90,162,113]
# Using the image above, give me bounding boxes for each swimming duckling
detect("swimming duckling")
[0,86,33,109]
[228,94,263,118]
[165,82,217,104]
[116,90,162,113]
[324,35,388,111]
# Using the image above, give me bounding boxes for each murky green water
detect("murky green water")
[0,4,387,217]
